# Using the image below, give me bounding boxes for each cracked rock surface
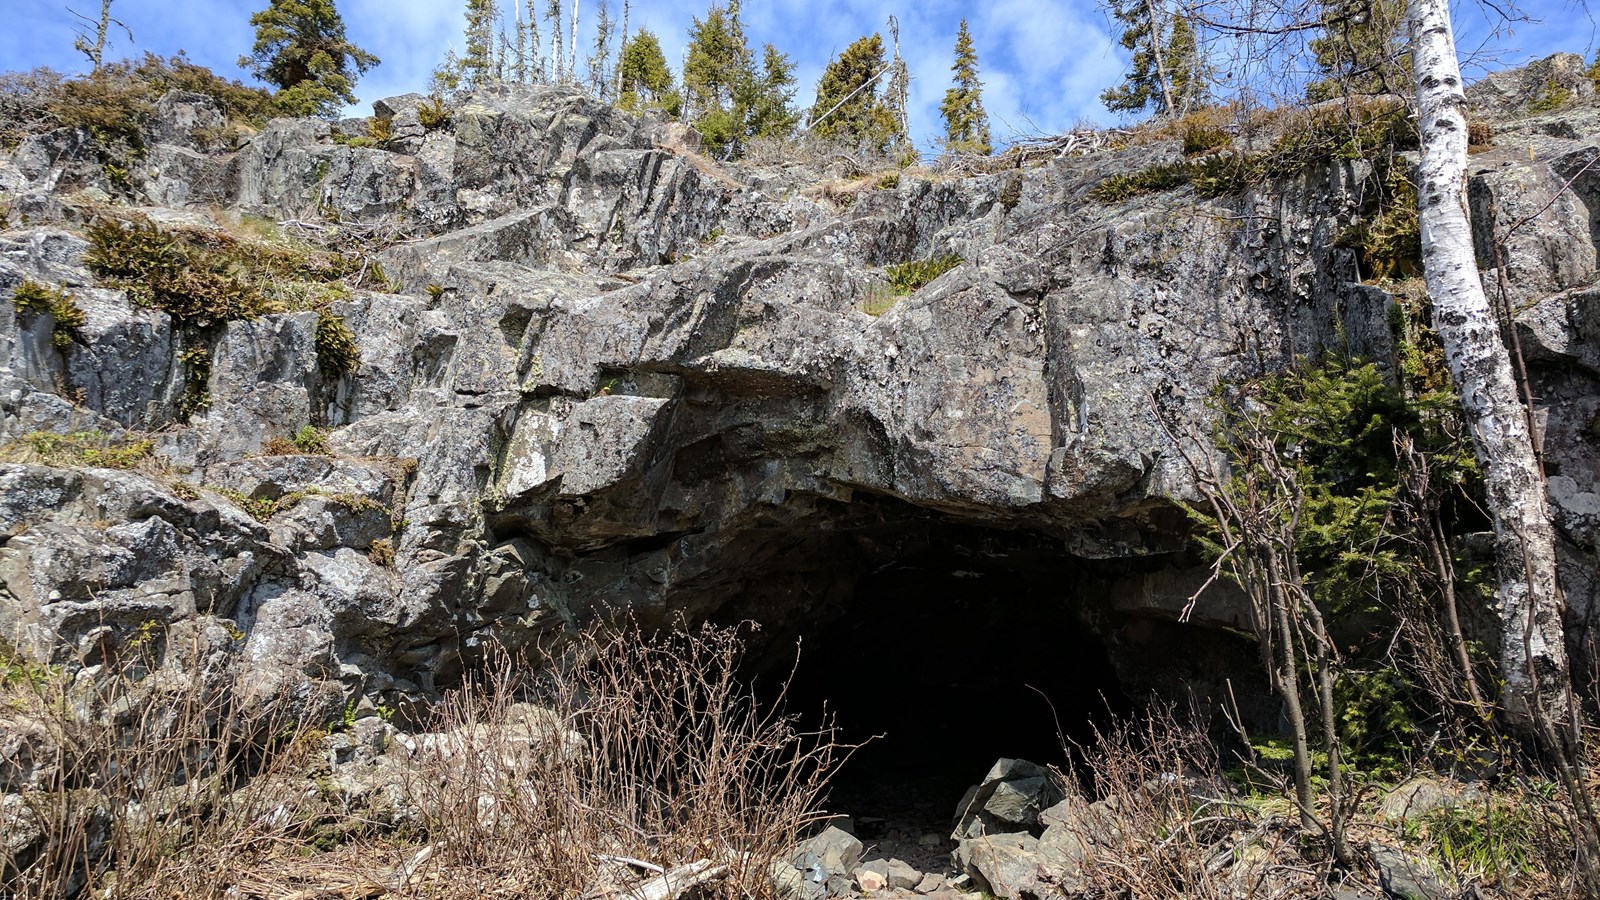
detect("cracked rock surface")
[2,60,1599,712]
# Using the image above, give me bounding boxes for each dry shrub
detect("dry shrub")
[0,67,67,146]
[1059,708,1318,900]
[0,631,331,899]
[742,132,906,179]
[398,622,842,899]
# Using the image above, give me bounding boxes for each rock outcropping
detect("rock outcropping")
[2,61,1599,715]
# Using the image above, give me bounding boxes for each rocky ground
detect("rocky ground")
[2,50,1600,899]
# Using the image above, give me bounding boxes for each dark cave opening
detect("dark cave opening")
[742,523,1132,844]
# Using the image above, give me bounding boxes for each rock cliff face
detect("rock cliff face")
[2,62,1599,715]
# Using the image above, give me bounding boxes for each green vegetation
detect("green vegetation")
[1179,109,1232,155]
[618,30,681,115]
[681,4,797,156]
[858,282,899,317]
[1405,799,1543,882]
[216,483,385,522]
[1092,100,1418,204]
[10,279,86,350]
[1,430,155,470]
[885,254,962,295]
[416,95,449,129]
[808,34,901,154]
[1306,0,1409,101]
[178,346,212,420]
[293,424,330,454]
[332,114,392,148]
[314,311,360,376]
[998,173,1022,211]
[460,0,500,90]
[1102,1,1206,117]
[940,19,990,156]
[240,0,379,118]
[368,536,395,567]
[0,637,60,691]
[1528,78,1573,113]
[1336,158,1421,281]
[84,213,381,330]
[1204,355,1484,776]
[1090,161,1193,202]
[0,52,273,175]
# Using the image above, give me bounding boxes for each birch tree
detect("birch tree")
[1101,0,1205,117]
[1406,0,1569,726]
[570,0,581,83]
[614,0,629,96]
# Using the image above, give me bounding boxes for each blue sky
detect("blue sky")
[3,0,1597,153]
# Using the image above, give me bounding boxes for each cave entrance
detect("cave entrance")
[741,518,1129,866]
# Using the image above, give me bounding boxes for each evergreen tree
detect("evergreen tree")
[1306,0,1409,100]
[241,0,378,117]
[1100,0,1205,117]
[512,0,530,83]
[683,3,755,154]
[547,0,565,81]
[614,0,630,96]
[461,0,500,88]
[744,44,799,140]
[808,33,899,152]
[618,29,679,114]
[939,19,991,155]
[588,0,615,99]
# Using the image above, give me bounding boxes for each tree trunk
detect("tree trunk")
[615,0,628,97]
[570,0,581,83]
[1143,0,1177,116]
[1407,0,1569,726]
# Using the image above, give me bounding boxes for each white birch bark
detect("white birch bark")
[548,0,564,82]
[1407,0,1570,724]
[615,0,628,97]
[571,0,581,83]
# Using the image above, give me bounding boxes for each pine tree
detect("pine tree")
[241,0,378,118]
[744,44,798,140]
[1100,0,1205,117]
[807,33,899,152]
[1306,0,1408,100]
[512,0,529,83]
[683,3,754,154]
[461,0,500,88]
[618,29,678,114]
[588,0,615,99]
[940,19,991,155]
[614,0,630,96]
[547,0,565,81]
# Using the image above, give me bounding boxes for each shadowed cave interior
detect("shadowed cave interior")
[738,519,1134,842]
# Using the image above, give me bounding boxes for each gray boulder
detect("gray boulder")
[953,758,1065,840]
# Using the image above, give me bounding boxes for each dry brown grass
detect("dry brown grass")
[0,630,333,900]
[2,622,842,899]
[1053,708,1319,900]
[393,623,843,899]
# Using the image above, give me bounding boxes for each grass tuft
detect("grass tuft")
[0,430,156,470]
[10,280,86,350]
